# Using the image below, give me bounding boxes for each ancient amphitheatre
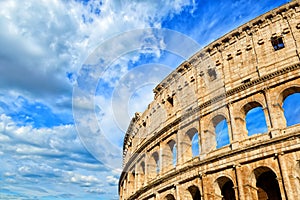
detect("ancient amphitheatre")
[119,0,300,199]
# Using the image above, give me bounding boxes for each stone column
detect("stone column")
[134,165,137,193]
[161,143,172,173]
[177,130,183,165]
[175,183,181,200]
[202,174,215,200]
[234,165,243,200]
[228,103,247,148]
[244,184,259,200]
[237,165,258,200]
[144,156,148,185]
[264,89,286,132]
[226,104,234,144]
[274,154,288,200]
[277,153,294,199]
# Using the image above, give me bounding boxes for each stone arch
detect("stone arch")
[162,139,177,171]
[279,86,300,127]
[171,142,177,167]
[241,101,268,136]
[211,114,230,149]
[187,185,201,200]
[251,166,282,200]
[182,127,200,161]
[148,151,160,179]
[278,86,300,104]
[164,193,176,200]
[214,176,236,200]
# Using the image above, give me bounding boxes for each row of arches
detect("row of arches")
[151,90,299,173]
[122,86,300,198]
[161,167,281,200]
[149,90,299,174]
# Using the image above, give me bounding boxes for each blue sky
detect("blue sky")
[0,0,295,199]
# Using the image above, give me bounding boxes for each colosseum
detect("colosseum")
[119,1,300,199]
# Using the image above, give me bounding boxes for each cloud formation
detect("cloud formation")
[0,114,112,199]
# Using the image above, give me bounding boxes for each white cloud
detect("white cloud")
[68,172,100,185]
[106,175,119,186]
[85,187,106,194]
[4,172,15,177]
[0,114,114,198]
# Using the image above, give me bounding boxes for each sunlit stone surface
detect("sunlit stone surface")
[119,1,300,199]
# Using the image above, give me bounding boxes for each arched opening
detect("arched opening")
[172,143,177,167]
[187,128,200,158]
[183,128,200,161]
[165,194,176,200]
[243,102,268,136]
[148,151,160,179]
[213,115,230,149]
[188,185,201,200]
[279,86,300,128]
[241,101,268,136]
[254,167,282,200]
[153,152,160,175]
[167,140,176,167]
[191,133,199,157]
[222,181,236,200]
[282,93,300,126]
[215,176,236,200]
[163,139,177,170]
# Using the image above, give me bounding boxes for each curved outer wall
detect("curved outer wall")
[119,1,300,199]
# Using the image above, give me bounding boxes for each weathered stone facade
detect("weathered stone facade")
[119,1,300,199]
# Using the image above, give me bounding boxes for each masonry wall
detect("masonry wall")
[119,1,300,199]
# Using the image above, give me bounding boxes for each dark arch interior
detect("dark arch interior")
[168,139,176,149]
[165,194,175,200]
[256,170,282,200]
[242,101,262,115]
[280,86,300,103]
[151,152,159,174]
[212,115,226,127]
[221,180,236,200]
[188,185,201,200]
[186,128,198,140]
[216,177,236,200]
[140,161,145,174]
